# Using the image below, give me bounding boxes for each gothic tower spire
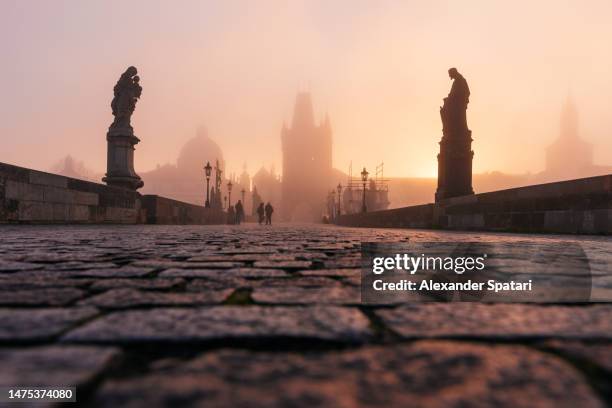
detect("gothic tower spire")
[291,92,315,130]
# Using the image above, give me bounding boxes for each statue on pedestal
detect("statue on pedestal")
[435,68,474,202]
[440,67,470,137]
[103,66,144,190]
[110,66,142,133]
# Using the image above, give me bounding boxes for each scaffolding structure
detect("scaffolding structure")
[346,161,389,191]
[341,161,390,215]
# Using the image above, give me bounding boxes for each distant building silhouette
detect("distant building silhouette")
[281,92,332,221]
[251,186,263,217]
[236,163,252,213]
[544,96,593,180]
[50,155,100,182]
[140,126,226,205]
[253,165,281,211]
[530,95,612,184]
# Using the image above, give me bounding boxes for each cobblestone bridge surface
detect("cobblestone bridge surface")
[0,224,611,407]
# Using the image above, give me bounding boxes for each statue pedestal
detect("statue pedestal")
[102,127,143,190]
[435,131,474,202]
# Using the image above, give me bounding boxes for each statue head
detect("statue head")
[448,67,459,79]
[125,66,138,77]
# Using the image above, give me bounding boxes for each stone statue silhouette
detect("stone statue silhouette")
[440,67,470,137]
[103,66,144,190]
[435,67,474,201]
[110,66,142,132]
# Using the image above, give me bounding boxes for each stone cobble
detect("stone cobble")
[93,341,604,408]
[0,224,610,407]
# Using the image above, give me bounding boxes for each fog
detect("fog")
[1,0,611,180]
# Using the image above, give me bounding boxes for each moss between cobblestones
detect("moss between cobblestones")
[223,288,255,305]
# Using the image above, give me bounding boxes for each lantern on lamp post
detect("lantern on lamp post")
[204,161,212,208]
[361,167,369,213]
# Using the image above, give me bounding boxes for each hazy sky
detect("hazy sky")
[1,0,611,178]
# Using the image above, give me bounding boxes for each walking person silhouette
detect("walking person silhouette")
[264,202,274,225]
[257,202,265,225]
[235,200,244,225]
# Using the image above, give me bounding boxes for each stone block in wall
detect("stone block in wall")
[2,199,18,222]
[98,190,138,209]
[42,185,75,204]
[103,207,139,224]
[89,206,105,223]
[103,207,121,223]
[593,209,612,234]
[447,214,485,229]
[73,191,98,206]
[18,201,54,221]
[52,203,70,221]
[509,212,545,232]
[0,163,29,183]
[66,178,99,193]
[69,205,91,222]
[483,212,511,230]
[581,211,595,233]
[442,194,478,206]
[123,209,139,223]
[5,181,44,202]
[544,211,579,234]
[0,177,5,221]
[515,184,560,200]
[29,171,68,188]
[544,209,611,235]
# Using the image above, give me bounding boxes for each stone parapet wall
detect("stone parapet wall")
[336,174,612,235]
[141,195,226,225]
[0,162,142,224]
[0,162,226,225]
[336,204,434,229]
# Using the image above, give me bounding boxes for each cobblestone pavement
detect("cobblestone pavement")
[0,224,611,407]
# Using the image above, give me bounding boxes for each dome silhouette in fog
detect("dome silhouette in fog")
[177,126,224,176]
[140,126,226,204]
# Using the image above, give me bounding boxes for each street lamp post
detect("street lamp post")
[227,181,233,207]
[361,167,369,213]
[224,196,227,210]
[204,161,212,208]
[241,188,245,203]
[336,183,342,217]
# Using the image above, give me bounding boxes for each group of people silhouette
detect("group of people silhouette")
[226,200,244,225]
[226,200,274,225]
[257,202,274,225]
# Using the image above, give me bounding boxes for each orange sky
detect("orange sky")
[1,0,611,178]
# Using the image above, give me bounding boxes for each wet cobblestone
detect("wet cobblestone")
[0,224,610,407]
